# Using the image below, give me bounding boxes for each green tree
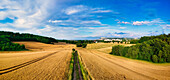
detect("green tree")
[167,55,170,62]
[82,43,87,48]
[152,55,158,63]
[158,50,162,59]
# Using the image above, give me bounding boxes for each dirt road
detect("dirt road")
[77,48,170,80]
[0,42,75,80]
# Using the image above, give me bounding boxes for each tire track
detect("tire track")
[0,51,62,75]
[88,50,156,80]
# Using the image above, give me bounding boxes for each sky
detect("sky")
[0,0,170,40]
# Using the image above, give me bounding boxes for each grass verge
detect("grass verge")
[68,52,74,80]
[78,54,93,80]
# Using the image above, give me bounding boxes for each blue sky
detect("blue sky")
[0,0,169,40]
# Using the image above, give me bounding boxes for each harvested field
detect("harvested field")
[87,43,134,49]
[0,42,75,80]
[87,43,135,53]
[1,42,170,80]
[77,48,170,80]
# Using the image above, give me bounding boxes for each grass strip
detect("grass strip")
[78,51,93,80]
[68,52,74,80]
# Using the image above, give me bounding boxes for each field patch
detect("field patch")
[0,42,74,80]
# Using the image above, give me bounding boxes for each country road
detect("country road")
[77,48,170,80]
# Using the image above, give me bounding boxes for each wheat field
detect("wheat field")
[86,43,135,53]
[0,42,75,80]
[77,47,170,80]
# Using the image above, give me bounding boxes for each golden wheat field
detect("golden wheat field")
[0,42,75,80]
[77,47,170,80]
[1,42,170,80]
[86,43,135,53]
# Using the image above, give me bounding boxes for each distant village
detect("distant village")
[95,37,131,44]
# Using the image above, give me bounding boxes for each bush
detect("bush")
[82,43,87,48]
[130,39,139,44]
[76,43,87,48]
[0,36,26,51]
[72,48,75,52]
[111,45,124,56]
[152,55,158,63]
[76,43,82,47]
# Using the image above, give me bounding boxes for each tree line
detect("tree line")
[130,34,170,44]
[0,31,94,51]
[111,34,170,63]
[0,31,59,51]
[58,40,94,44]
[0,31,58,44]
[58,40,93,48]
[0,35,26,51]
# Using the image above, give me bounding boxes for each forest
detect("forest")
[0,35,26,51]
[111,34,170,63]
[130,34,170,44]
[0,31,58,44]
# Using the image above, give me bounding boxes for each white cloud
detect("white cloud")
[161,24,170,29]
[133,18,164,26]
[118,21,130,24]
[119,27,126,29]
[15,19,26,25]
[64,5,87,15]
[40,25,54,32]
[81,20,102,24]
[150,18,164,24]
[114,19,119,21]
[67,9,79,15]
[133,21,150,25]
[92,10,112,13]
[0,12,8,20]
[0,0,56,28]
[48,20,63,23]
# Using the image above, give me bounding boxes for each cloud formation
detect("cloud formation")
[64,5,88,15]
[132,18,164,26]
[119,27,126,29]
[118,21,130,24]
[133,21,150,25]
[0,0,169,39]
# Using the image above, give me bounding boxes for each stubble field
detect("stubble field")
[0,42,75,80]
[1,42,170,80]
[77,43,170,80]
